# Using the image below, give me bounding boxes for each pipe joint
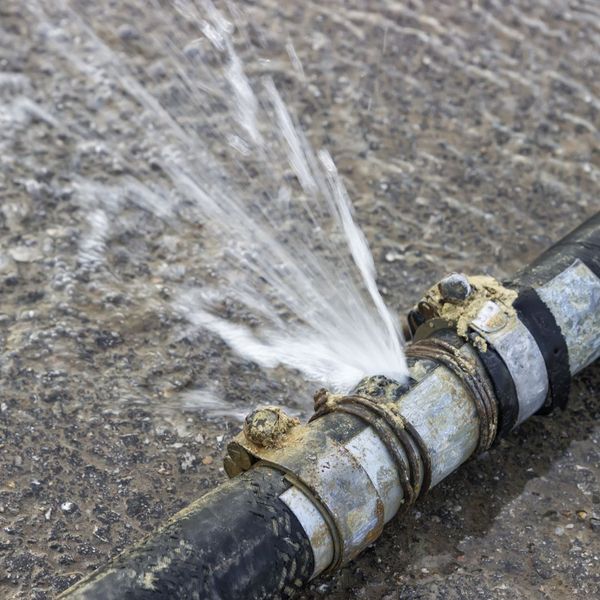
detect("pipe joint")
[408,273,549,434]
[225,410,385,573]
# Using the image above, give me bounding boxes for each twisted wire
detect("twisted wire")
[405,338,498,454]
[310,390,432,515]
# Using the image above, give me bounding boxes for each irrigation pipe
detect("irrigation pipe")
[60,211,600,599]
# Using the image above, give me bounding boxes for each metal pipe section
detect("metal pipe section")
[59,212,600,600]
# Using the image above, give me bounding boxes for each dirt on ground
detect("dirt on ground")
[1,0,600,598]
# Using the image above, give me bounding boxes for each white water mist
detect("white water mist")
[31,0,408,401]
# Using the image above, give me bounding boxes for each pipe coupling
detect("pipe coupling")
[408,273,550,433]
[224,407,385,572]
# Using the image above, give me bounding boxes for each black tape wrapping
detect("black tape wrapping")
[512,288,571,414]
[503,213,600,414]
[471,338,520,439]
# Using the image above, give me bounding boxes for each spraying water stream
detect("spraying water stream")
[26,0,408,416]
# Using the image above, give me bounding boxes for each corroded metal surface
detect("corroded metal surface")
[398,347,482,487]
[538,259,600,374]
[406,338,498,453]
[227,337,496,582]
[228,422,385,571]
[411,274,518,348]
[411,269,558,426]
[344,424,403,523]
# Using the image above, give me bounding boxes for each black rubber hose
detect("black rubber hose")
[58,466,314,600]
[506,211,600,289]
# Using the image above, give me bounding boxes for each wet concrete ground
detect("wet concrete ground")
[1,0,600,597]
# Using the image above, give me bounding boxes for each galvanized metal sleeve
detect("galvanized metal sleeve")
[471,301,549,425]
[536,259,600,376]
[229,424,385,572]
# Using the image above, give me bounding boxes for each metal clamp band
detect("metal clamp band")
[226,422,385,573]
[471,300,549,425]
[406,337,498,453]
[470,335,520,438]
[309,391,432,512]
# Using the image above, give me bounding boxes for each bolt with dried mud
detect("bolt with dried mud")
[438,272,472,303]
[243,406,299,447]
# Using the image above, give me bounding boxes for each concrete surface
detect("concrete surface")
[1,0,600,598]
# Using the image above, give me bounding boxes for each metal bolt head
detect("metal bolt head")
[438,273,472,303]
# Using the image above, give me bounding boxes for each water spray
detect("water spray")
[59,212,600,599]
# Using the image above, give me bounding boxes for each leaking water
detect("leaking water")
[3,1,600,597]
[24,0,408,416]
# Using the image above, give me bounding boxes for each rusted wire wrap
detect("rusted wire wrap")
[309,390,432,514]
[405,338,498,454]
